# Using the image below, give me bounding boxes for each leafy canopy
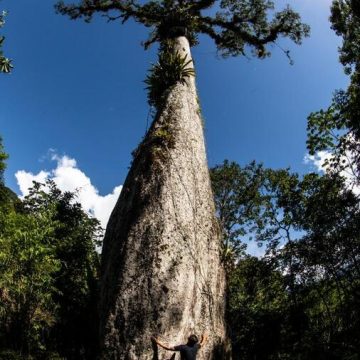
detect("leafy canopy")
[0,6,12,73]
[307,0,360,186]
[0,206,61,354]
[212,160,360,358]
[55,0,309,58]
[0,178,102,358]
[0,136,8,185]
[21,180,102,359]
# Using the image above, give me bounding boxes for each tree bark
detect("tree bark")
[99,36,230,360]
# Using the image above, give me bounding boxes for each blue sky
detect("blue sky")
[0,0,348,230]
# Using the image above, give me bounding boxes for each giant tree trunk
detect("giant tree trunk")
[99,36,229,360]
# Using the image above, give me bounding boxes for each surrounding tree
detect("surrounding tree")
[22,180,102,359]
[0,5,12,73]
[211,160,360,359]
[0,179,102,359]
[211,161,306,264]
[0,137,19,213]
[210,161,265,268]
[228,256,296,360]
[55,2,309,357]
[0,136,8,185]
[0,207,61,356]
[215,4,360,348]
[307,0,360,187]
[330,0,360,137]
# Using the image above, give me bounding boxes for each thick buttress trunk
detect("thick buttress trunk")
[99,36,230,359]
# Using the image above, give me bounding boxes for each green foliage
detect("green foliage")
[205,0,310,58]
[0,136,8,185]
[307,0,360,186]
[0,185,19,210]
[55,0,309,60]
[22,180,102,359]
[145,49,195,109]
[211,159,360,259]
[228,253,360,359]
[212,160,360,359]
[0,136,21,214]
[140,1,201,48]
[210,161,264,267]
[306,91,360,187]
[0,8,13,74]
[307,94,346,154]
[0,208,61,355]
[0,179,102,358]
[228,257,292,359]
[0,137,20,214]
[211,161,308,266]
[330,0,360,75]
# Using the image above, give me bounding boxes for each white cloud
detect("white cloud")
[15,154,122,229]
[15,170,50,196]
[303,150,332,172]
[304,149,359,196]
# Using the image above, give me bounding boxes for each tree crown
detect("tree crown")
[56,0,310,59]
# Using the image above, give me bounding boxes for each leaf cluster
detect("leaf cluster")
[0,206,61,355]
[201,0,310,58]
[55,0,310,60]
[211,161,309,267]
[0,177,102,358]
[210,161,264,266]
[0,136,8,185]
[214,161,360,358]
[331,0,360,75]
[307,0,360,187]
[228,257,292,359]
[0,9,12,74]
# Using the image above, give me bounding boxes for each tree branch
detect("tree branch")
[55,0,141,23]
[191,0,217,12]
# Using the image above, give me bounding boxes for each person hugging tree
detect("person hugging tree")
[151,333,207,360]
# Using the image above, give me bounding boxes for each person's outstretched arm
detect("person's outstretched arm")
[151,336,175,351]
[200,333,208,347]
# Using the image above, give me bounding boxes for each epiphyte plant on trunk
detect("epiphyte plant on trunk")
[145,48,195,110]
[55,1,309,359]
